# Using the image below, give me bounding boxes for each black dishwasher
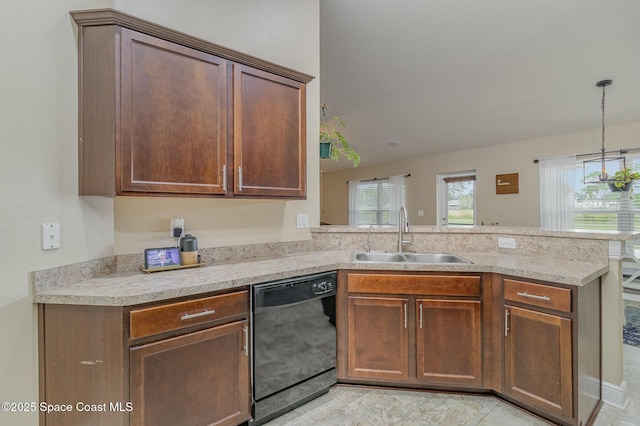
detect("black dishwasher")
[251,271,337,425]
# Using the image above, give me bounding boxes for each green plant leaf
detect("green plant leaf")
[319,107,361,166]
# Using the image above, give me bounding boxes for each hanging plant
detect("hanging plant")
[320,104,361,167]
[609,168,640,191]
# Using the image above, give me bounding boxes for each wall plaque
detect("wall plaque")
[496,173,519,194]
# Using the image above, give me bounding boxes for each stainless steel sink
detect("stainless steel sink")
[351,251,471,264]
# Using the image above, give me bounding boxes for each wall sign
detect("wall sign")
[496,173,519,194]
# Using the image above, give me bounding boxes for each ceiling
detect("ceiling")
[319,0,640,172]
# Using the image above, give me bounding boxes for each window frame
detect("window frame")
[437,171,477,226]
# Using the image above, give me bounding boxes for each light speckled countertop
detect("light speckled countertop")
[32,249,608,306]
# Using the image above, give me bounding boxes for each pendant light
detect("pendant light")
[583,79,626,184]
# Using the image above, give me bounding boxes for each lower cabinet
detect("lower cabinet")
[39,271,602,426]
[500,277,601,426]
[341,272,483,388]
[38,289,251,426]
[503,305,572,418]
[416,298,482,386]
[129,321,250,426]
[337,271,602,426]
[347,296,409,381]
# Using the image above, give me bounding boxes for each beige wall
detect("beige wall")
[113,0,321,255]
[0,0,319,423]
[322,120,640,227]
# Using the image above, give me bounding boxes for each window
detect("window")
[437,172,476,226]
[574,156,640,232]
[348,176,406,226]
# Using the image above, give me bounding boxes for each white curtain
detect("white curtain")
[348,175,406,226]
[388,175,406,226]
[539,155,576,229]
[348,180,359,225]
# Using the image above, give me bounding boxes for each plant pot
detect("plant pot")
[608,181,634,192]
[320,142,332,158]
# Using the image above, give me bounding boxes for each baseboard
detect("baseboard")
[602,379,629,409]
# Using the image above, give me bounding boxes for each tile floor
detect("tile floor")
[265,344,640,425]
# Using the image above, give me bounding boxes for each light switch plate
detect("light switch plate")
[296,213,309,229]
[42,223,60,250]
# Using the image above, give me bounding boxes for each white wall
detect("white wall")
[0,1,319,424]
[322,120,640,227]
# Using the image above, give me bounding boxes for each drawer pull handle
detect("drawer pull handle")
[505,309,510,336]
[243,326,249,357]
[517,292,550,301]
[404,303,407,329]
[222,164,227,193]
[181,309,216,321]
[80,360,103,366]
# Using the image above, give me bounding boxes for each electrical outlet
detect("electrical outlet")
[170,216,184,238]
[42,223,60,250]
[296,213,309,229]
[498,237,516,249]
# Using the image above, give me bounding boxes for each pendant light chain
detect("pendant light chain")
[593,79,614,182]
[581,79,629,185]
[601,82,606,153]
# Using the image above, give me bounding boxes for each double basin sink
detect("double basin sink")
[351,250,471,264]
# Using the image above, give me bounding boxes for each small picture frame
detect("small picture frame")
[144,247,182,270]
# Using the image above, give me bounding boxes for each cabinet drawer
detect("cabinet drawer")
[130,290,248,339]
[348,274,480,297]
[503,279,571,313]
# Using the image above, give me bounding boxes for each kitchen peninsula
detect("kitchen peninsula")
[33,226,636,426]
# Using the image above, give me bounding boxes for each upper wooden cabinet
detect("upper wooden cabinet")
[119,29,228,195]
[234,65,306,197]
[71,9,313,198]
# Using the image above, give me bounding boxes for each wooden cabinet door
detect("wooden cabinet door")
[119,28,228,195]
[233,64,306,197]
[416,299,482,386]
[130,320,250,426]
[504,306,572,419]
[347,296,409,381]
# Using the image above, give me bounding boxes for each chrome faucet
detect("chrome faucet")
[363,225,374,252]
[397,207,412,252]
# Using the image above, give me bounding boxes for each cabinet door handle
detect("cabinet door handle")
[505,309,510,336]
[243,326,249,357]
[404,303,407,329]
[419,303,423,329]
[181,309,216,321]
[222,164,227,193]
[237,166,243,192]
[517,291,550,301]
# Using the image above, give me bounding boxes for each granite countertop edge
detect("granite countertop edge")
[314,225,640,241]
[31,250,609,307]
